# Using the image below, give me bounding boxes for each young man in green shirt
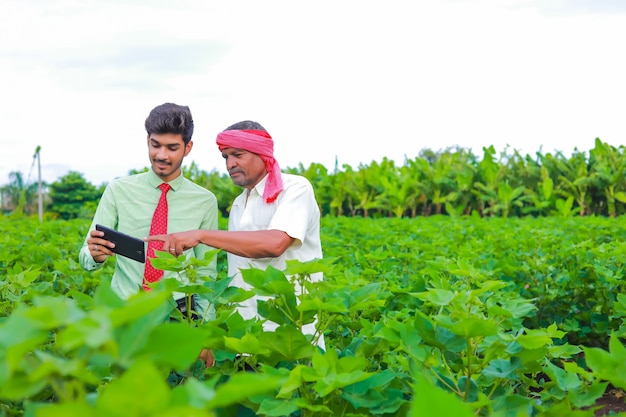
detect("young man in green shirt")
[78,102,219,324]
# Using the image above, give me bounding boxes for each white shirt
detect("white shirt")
[227,173,325,348]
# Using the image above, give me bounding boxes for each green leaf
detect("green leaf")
[614,191,626,203]
[109,290,173,327]
[345,283,385,310]
[241,266,294,297]
[413,311,441,348]
[137,323,209,370]
[207,372,285,408]
[56,311,112,351]
[28,296,85,328]
[584,333,626,390]
[30,401,95,417]
[96,359,171,417]
[30,351,98,384]
[545,323,567,339]
[0,313,49,385]
[411,373,474,417]
[149,250,190,272]
[200,275,238,305]
[0,373,47,401]
[292,398,333,414]
[224,334,272,355]
[297,298,348,314]
[543,360,582,391]
[284,258,333,276]
[450,318,498,338]
[257,326,316,362]
[256,397,300,416]
[568,381,608,409]
[309,350,374,397]
[415,289,456,306]
[482,357,521,380]
[169,377,216,409]
[516,333,552,349]
[276,365,314,399]
[92,277,126,309]
[257,298,301,327]
[116,305,174,364]
[341,371,407,412]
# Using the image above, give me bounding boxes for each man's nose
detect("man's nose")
[156,147,168,159]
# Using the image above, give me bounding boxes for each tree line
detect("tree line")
[2,138,625,219]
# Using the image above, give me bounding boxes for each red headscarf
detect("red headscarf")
[216,129,284,203]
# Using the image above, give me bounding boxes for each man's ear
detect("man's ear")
[184,140,194,156]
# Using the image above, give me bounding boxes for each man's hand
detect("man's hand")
[144,230,203,256]
[87,229,115,263]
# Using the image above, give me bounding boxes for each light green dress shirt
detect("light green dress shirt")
[79,169,218,318]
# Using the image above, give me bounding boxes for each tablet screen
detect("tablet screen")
[95,224,146,263]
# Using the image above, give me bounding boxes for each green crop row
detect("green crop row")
[4,138,626,220]
[1,216,625,416]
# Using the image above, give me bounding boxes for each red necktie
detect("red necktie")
[143,183,171,290]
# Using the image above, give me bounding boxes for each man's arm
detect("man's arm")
[146,229,294,259]
[79,186,118,270]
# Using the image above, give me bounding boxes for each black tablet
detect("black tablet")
[95,224,146,263]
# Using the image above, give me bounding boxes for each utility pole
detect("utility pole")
[34,146,42,221]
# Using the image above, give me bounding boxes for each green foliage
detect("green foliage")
[182,162,240,217]
[47,171,101,220]
[2,216,626,416]
[0,171,43,216]
[584,333,626,391]
[4,140,626,219]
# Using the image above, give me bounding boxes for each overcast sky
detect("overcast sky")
[1,0,625,186]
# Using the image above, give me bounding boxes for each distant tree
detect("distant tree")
[184,165,239,217]
[0,171,43,216]
[128,167,149,175]
[47,171,101,220]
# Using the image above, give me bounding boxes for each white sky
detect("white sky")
[1,0,625,186]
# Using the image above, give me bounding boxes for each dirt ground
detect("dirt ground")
[591,388,626,416]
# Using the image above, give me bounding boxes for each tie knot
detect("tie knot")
[159,183,171,193]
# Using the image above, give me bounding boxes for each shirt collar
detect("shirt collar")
[146,169,184,191]
[251,174,269,197]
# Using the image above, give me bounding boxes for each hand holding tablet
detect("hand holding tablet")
[95,224,146,263]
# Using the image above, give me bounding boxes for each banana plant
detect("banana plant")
[546,150,593,216]
[551,196,578,217]
[445,149,478,216]
[349,161,387,217]
[0,171,42,216]
[523,166,554,216]
[472,146,501,216]
[402,157,431,217]
[328,165,356,217]
[588,139,626,217]
[287,162,333,216]
[375,157,426,218]
[409,152,457,216]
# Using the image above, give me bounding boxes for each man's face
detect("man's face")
[147,133,192,182]
[221,147,267,189]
